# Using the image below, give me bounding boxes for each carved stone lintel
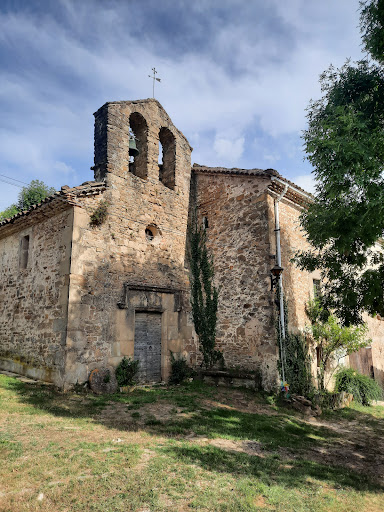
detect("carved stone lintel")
[117,282,185,312]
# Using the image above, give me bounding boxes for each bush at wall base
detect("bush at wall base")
[169,352,195,385]
[115,357,140,387]
[334,367,382,406]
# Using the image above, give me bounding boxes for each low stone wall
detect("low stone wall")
[195,369,262,390]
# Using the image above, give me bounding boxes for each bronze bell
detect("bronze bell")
[129,136,140,158]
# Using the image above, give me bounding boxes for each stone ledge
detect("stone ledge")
[195,369,262,390]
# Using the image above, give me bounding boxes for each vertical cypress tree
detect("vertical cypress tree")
[188,213,223,368]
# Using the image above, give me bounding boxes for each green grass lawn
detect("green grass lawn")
[0,374,383,512]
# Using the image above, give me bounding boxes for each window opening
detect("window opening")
[158,141,163,164]
[129,112,148,179]
[145,224,161,242]
[129,128,139,164]
[19,235,29,269]
[313,279,321,298]
[202,216,209,229]
[158,127,175,190]
[145,227,154,241]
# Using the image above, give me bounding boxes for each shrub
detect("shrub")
[90,200,109,227]
[115,357,140,387]
[276,296,314,398]
[334,367,382,405]
[169,352,195,385]
[281,332,314,398]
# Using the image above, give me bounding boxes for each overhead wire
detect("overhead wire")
[0,174,29,185]
[0,170,189,237]
[0,177,24,189]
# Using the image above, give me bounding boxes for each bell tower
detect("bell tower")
[92,98,193,286]
[93,99,191,192]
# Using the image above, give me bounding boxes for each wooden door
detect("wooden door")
[134,312,162,382]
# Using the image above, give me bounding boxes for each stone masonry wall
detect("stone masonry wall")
[266,194,323,385]
[194,172,277,390]
[63,100,194,387]
[270,194,384,389]
[0,208,73,385]
[350,314,384,388]
[267,195,321,332]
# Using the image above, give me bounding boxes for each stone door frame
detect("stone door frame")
[117,282,185,381]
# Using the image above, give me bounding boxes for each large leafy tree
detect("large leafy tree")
[0,204,19,222]
[17,179,56,210]
[296,1,384,325]
[0,180,56,221]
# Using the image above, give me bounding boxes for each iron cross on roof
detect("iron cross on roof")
[148,67,161,98]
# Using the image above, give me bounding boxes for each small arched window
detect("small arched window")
[158,127,176,190]
[129,112,148,179]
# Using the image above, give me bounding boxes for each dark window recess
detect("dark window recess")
[129,112,148,179]
[145,227,154,241]
[202,216,209,229]
[19,235,29,269]
[158,127,176,190]
[313,279,321,298]
[316,346,322,367]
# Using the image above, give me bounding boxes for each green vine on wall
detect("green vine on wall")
[276,294,313,397]
[188,213,223,369]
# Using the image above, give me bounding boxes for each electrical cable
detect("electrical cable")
[0,178,24,189]
[0,174,29,185]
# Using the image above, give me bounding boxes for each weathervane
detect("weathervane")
[148,67,161,98]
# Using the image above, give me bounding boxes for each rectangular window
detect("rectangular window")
[313,279,321,298]
[316,346,322,367]
[19,235,29,269]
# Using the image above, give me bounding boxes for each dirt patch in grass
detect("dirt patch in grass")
[96,400,196,431]
[93,386,384,487]
[300,417,384,484]
[1,375,384,511]
[200,388,278,416]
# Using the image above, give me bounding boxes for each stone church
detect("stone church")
[0,99,383,391]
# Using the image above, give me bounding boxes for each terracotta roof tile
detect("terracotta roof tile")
[0,181,106,228]
[192,163,278,177]
[192,164,312,204]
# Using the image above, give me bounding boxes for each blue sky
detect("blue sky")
[0,0,364,210]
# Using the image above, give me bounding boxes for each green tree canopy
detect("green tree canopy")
[0,179,56,222]
[18,180,56,210]
[0,204,20,222]
[296,1,384,325]
[360,0,384,62]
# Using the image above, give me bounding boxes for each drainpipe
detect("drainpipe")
[274,183,288,383]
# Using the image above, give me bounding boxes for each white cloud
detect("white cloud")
[214,135,245,164]
[0,0,364,209]
[292,174,317,194]
[263,153,281,163]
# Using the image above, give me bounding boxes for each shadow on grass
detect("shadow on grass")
[162,444,382,492]
[322,403,384,434]
[0,375,206,420]
[153,407,340,450]
[1,375,383,492]
[2,376,334,447]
